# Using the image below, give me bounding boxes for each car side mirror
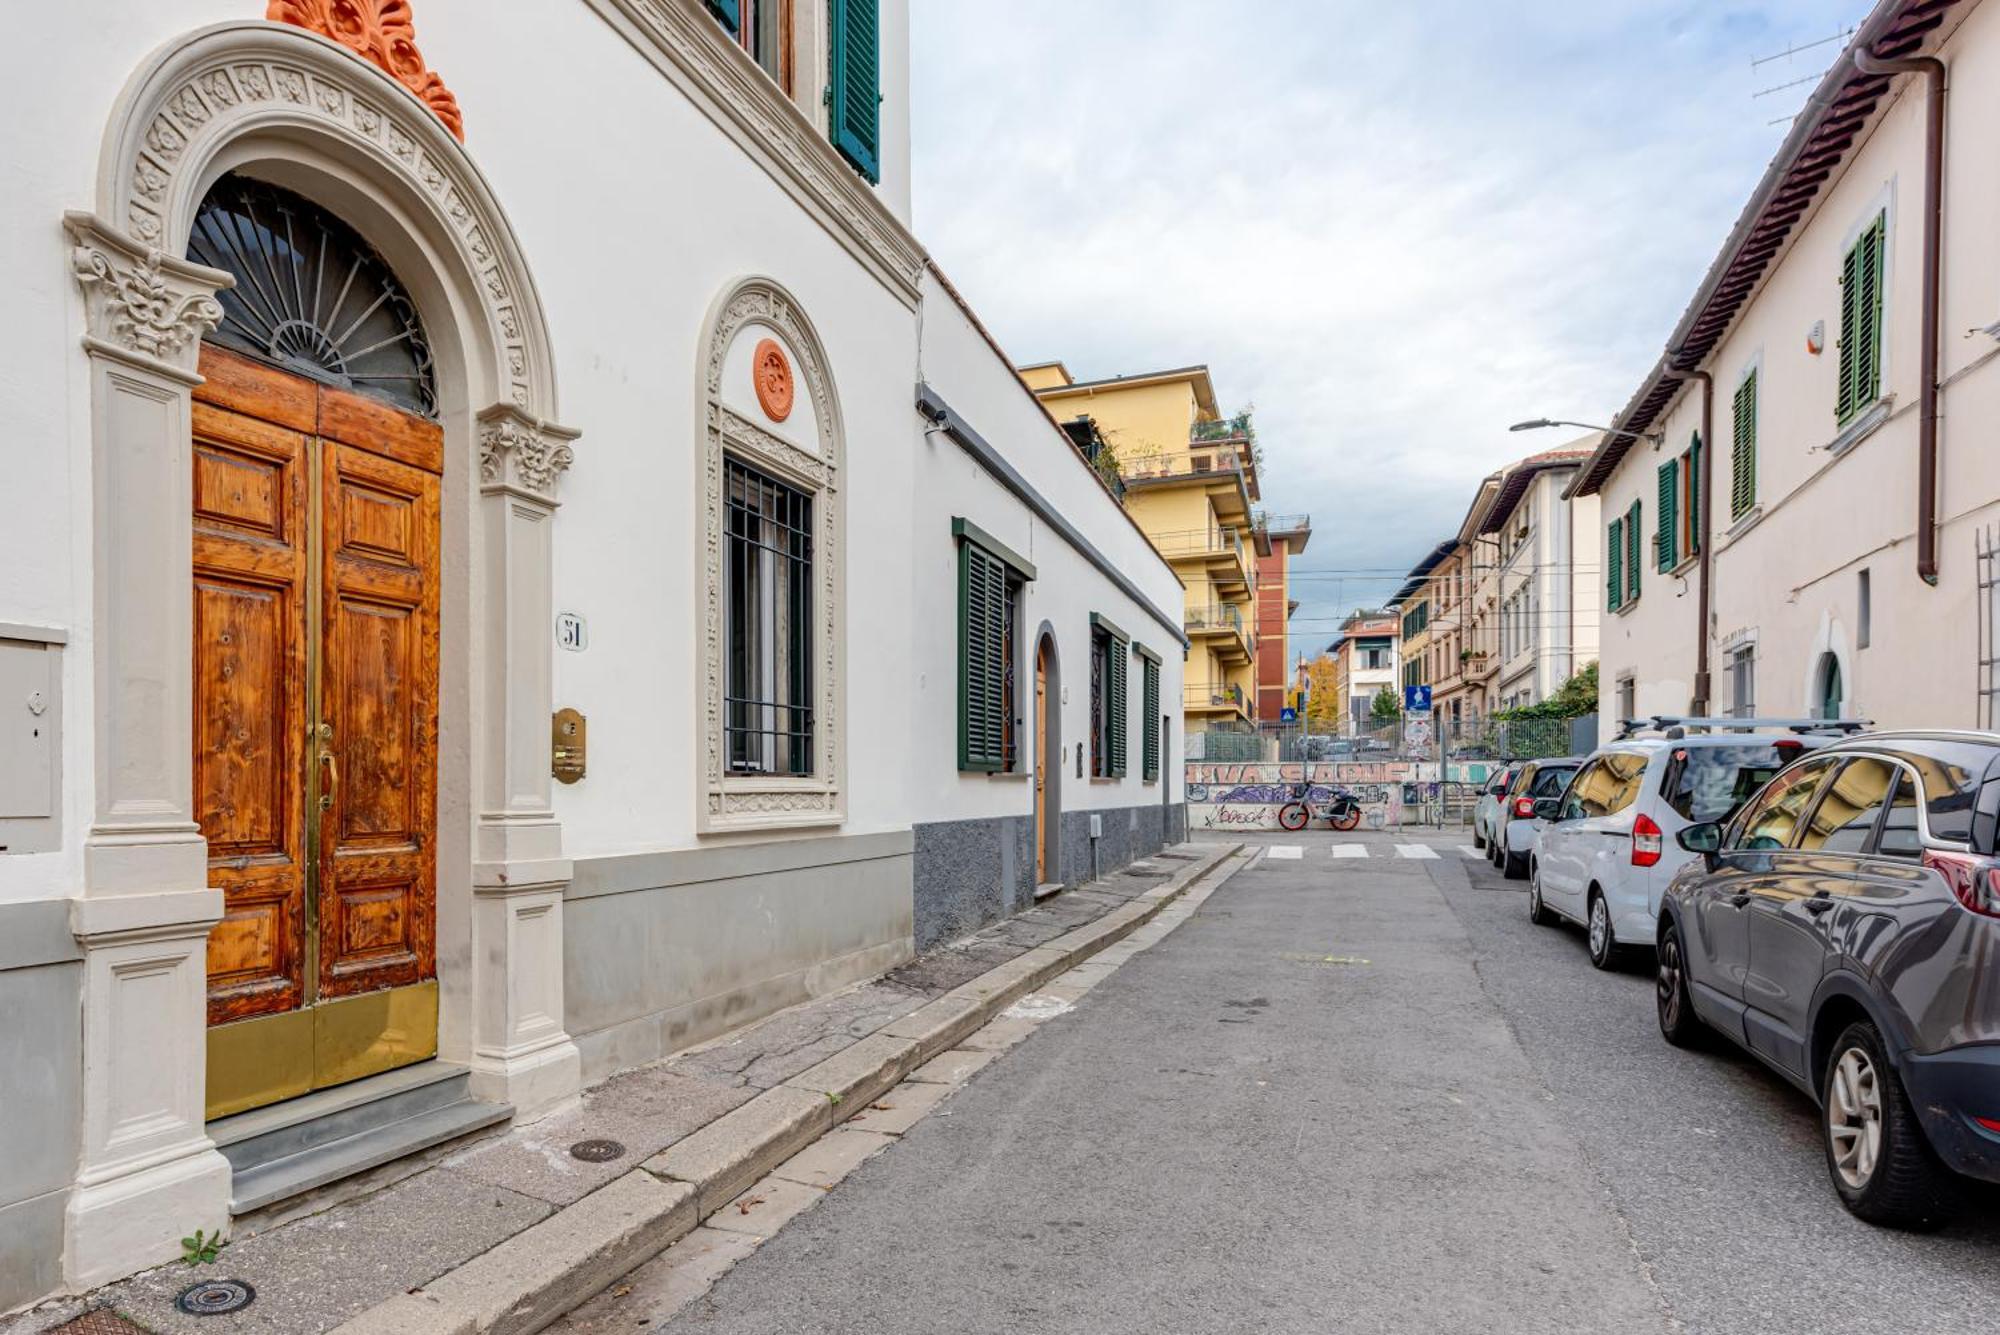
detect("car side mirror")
[1677,821,1723,869]
[1533,797,1561,821]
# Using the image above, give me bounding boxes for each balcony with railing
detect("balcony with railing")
[1184,680,1250,716]
[1184,602,1255,664]
[1148,524,1253,596]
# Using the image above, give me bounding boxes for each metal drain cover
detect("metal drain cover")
[175,1279,255,1316]
[569,1137,626,1162]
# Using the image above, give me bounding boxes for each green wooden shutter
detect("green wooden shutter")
[1837,218,1887,425]
[1857,218,1885,412]
[1141,659,1160,781]
[828,0,881,183]
[1625,501,1641,604]
[1108,640,1129,778]
[706,0,741,34]
[1686,432,1701,557]
[957,543,1006,771]
[1732,373,1757,518]
[1607,517,1623,612]
[1656,457,1679,571]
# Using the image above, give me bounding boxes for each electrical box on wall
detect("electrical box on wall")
[0,627,63,854]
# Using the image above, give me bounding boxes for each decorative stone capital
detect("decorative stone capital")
[64,211,231,380]
[477,403,578,502]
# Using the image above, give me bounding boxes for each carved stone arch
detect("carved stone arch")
[92,19,557,418]
[697,277,847,831]
[59,18,581,1289]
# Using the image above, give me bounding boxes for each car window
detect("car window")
[1877,774,1922,858]
[1486,771,1511,797]
[1531,765,1577,797]
[1507,767,1536,796]
[1734,758,1837,850]
[1901,741,1994,843]
[1798,758,1897,853]
[1559,761,1600,819]
[1569,753,1646,818]
[1660,743,1807,822]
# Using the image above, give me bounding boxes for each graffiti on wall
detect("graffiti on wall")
[1185,760,1495,831]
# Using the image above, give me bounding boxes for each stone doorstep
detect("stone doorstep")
[328,840,1241,1335]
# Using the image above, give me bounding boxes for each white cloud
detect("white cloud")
[912,0,1853,639]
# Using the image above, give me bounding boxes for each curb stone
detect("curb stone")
[330,841,1241,1335]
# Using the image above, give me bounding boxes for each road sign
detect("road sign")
[1279,707,1297,723]
[1404,684,1432,712]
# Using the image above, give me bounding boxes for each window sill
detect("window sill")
[1828,396,1893,459]
[1612,597,1642,617]
[1667,554,1699,579]
[1722,505,1764,543]
[985,770,1029,782]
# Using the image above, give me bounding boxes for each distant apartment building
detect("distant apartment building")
[1326,611,1400,734]
[1022,362,1307,729]
[1255,515,1312,720]
[1390,541,1454,709]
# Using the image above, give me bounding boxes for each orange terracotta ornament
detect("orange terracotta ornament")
[753,338,795,423]
[267,0,465,141]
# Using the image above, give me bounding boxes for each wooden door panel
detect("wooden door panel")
[319,439,439,1000]
[191,379,310,1025]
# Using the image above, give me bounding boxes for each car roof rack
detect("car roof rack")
[1614,715,1873,740]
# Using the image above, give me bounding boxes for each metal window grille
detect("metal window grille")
[725,457,814,775]
[1730,646,1756,719]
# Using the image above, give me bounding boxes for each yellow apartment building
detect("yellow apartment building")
[1022,361,1266,725]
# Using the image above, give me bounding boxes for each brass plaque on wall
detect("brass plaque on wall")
[552,707,586,783]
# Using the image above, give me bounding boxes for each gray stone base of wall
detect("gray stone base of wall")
[564,833,915,1085]
[0,900,83,1313]
[911,800,1187,951]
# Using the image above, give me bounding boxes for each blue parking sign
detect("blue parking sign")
[1403,684,1432,712]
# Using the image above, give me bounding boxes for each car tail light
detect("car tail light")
[1632,813,1663,867]
[1976,1116,2000,1135]
[1921,849,2000,918]
[1513,796,1536,819]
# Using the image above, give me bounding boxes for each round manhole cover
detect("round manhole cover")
[569,1138,626,1162]
[175,1279,255,1316]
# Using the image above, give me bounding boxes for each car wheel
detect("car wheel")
[1502,846,1527,880]
[1586,891,1620,970]
[1655,923,1705,1048]
[1472,824,1486,851]
[1527,866,1557,926]
[1822,1020,1959,1230]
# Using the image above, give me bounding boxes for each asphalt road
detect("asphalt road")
[657,830,1998,1334]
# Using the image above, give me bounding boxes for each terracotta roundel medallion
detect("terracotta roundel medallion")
[752,337,795,423]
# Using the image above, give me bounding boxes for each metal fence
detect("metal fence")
[1187,712,1596,766]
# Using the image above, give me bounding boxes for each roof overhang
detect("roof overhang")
[1030,364,1220,418]
[1570,0,1970,498]
[1388,540,1457,606]
[1478,452,1591,534]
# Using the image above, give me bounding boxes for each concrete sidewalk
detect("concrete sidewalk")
[6,843,1240,1335]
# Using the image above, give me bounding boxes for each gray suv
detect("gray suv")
[1657,731,2000,1228]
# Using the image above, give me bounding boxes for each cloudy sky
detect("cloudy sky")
[909,1,1857,649]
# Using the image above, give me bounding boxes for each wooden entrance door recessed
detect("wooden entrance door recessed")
[194,345,443,1120]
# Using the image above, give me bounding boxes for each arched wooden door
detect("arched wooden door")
[190,177,443,1120]
[1034,640,1050,883]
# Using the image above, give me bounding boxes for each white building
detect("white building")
[1574,0,2000,741]
[0,0,1184,1307]
[1474,445,1600,713]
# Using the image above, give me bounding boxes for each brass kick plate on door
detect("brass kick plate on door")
[553,708,586,783]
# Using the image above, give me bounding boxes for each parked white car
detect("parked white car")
[1527,722,1854,968]
[1471,766,1516,851]
[1493,756,1584,879]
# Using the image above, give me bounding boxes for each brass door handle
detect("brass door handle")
[319,749,338,811]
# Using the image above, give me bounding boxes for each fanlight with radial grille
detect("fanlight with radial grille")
[187,174,437,418]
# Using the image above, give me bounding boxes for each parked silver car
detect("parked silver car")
[1491,756,1583,879]
[1658,730,2000,1228]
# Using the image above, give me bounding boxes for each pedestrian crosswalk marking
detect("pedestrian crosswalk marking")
[1329,844,1369,859]
[1457,846,1482,858]
[1395,844,1440,860]
[1267,845,1303,860]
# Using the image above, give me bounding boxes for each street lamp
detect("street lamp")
[1509,417,1665,445]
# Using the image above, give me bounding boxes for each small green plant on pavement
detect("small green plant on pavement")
[180,1228,226,1266]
